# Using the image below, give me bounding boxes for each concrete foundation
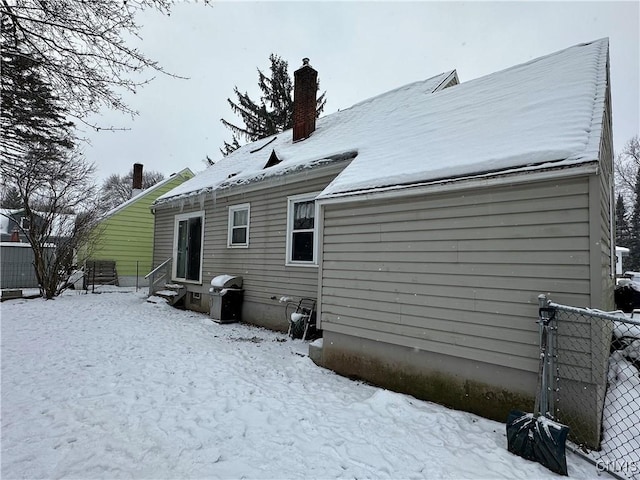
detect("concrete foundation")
[319,331,537,423]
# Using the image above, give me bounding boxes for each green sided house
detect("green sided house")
[150,40,613,442]
[87,166,194,287]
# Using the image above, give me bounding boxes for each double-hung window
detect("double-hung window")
[173,211,204,282]
[228,203,250,248]
[286,193,319,266]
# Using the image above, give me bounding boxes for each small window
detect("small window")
[286,193,319,266]
[20,217,30,230]
[228,203,250,248]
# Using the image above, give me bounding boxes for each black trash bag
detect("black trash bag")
[614,282,640,313]
[507,410,570,476]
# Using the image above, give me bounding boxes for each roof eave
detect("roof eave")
[317,160,599,205]
[153,152,357,209]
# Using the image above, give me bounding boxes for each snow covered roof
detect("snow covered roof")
[49,212,77,237]
[0,208,76,237]
[155,71,456,205]
[0,209,20,235]
[156,39,608,204]
[103,168,193,218]
[321,39,609,198]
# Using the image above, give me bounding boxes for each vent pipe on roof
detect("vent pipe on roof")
[293,58,318,142]
[132,163,143,198]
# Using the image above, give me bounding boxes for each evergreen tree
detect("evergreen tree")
[220,54,326,155]
[615,194,632,272]
[628,169,640,272]
[616,194,631,247]
[1,18,75,166]
[0,185,22,210]
[0,186,22,209]
[220,138,241,158]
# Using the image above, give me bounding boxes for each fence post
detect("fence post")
[537,295,548,415]
[136,261,139,292]
[546,303,557,420]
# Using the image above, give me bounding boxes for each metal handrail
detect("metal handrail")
[144,257,171,279]
[146,258,172,297]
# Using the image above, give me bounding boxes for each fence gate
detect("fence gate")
[540,294,640,479]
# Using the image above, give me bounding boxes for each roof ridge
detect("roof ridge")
[459,38,609,91]
[578,38,609,162]
[156,39,609,204]
[340,70,456,112]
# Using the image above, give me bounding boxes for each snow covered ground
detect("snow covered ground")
[600,320,640,477]
[603,349,640,468]
[2,289,600,479]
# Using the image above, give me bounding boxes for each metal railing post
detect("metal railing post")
[536,295,548,415]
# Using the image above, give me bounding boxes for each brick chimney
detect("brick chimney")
[132,163,143,198]
[293,58,317,142]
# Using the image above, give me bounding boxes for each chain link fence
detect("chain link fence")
[540,295,640,479]
[82,259,154,291]
[1,255,152,293]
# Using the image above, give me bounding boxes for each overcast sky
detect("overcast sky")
[84,1,639,183]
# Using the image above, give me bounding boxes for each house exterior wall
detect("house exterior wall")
[151,164,347,329]
[89,172,193,287]
[595,74,615,309]
[317,173,611,427]
[553,80,614,447]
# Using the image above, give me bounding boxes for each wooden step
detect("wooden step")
[154,283,186,305]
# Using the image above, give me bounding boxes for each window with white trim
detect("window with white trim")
[173,211,204,282]
[286,193,319,265]
[228,203,250,248]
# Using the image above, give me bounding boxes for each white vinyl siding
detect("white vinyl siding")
[227,203,250,248]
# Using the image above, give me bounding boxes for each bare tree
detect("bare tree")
[0,1,196,297]
[99,169,165,212]
[0,0,201,127]
[615,135,640,207]
[2,146,101,299]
